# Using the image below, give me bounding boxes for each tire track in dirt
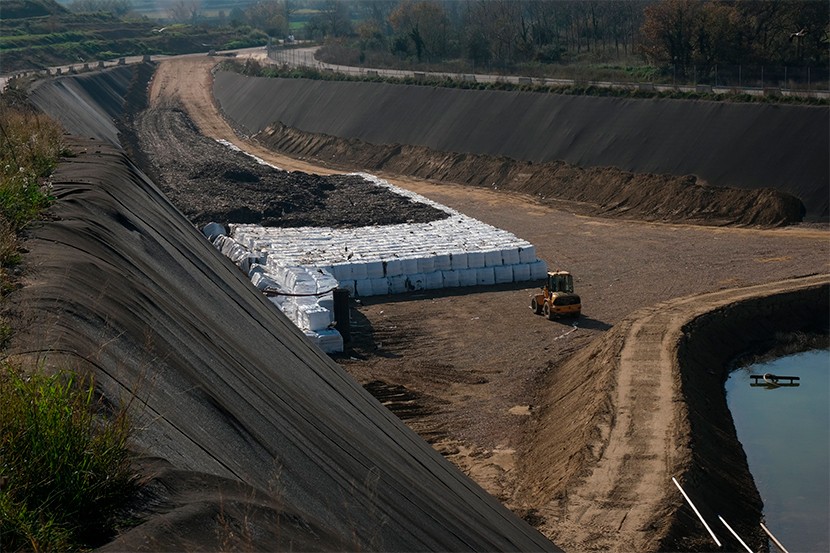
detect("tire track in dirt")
[149,57,339,176]
[530,274,829,552]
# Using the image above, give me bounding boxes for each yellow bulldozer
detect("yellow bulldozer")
[530,270,581,319]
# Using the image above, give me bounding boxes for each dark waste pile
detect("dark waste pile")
[132,103,448,228]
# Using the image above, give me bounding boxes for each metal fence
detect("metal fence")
[267,46,829,99]
[673,64,828,92]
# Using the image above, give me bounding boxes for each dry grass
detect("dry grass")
[0,93,137,551]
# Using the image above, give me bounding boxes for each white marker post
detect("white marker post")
[761,522,790,553]
[718,515,753,553]
[672,477,722,547]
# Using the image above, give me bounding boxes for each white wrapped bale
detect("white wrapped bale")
[365,260,384,279]
[425,271,443,290]
[299,305,333,331]
[318,294,334,313]
[501,248,520,265]
[339,280,356,296]
[354,279,373,297]
[450,252,468,270]
[494,265,514,284]
[519,246,537,264]
[202,222,226,241]
[405,274,426,291]
[484,250,503,267]
[389,275,408,294]
[466,251,485,268]
[250,270,280,292]
[401,257,419,274]
[384,259,403,277]
[442,270,460,288]
[331,263,352,281]
[303,329,343,353]
[417,257,435,273]
[512,263,531,282]
[370,278,389,296]
[433,254,451,271]
[458,268,478,287]
[530,260,548,280]
[476,267,496,285]
[351,262,368,280]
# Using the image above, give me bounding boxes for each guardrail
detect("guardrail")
[0,54,154,93]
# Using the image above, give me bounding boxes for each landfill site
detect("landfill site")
[13,53,830,551]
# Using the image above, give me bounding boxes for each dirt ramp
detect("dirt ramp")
[9,138,558,552]
[517,276,828,552]
[215,72,827,221]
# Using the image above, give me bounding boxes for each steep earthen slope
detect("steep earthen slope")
[214,71,828,221]
[8,140,556,550]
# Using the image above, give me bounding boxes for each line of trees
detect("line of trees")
[300,0,828,74]
[63,0,830,73]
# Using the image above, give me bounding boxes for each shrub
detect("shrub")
[0,102,63,267]
[0,367,135,551]
[0,105,62,230]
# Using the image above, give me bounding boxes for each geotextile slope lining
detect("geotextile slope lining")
[214,72,829,220]
[9,137,558,551]
[28,65,136,146]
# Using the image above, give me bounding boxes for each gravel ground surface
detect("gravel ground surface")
[141,57,830,551]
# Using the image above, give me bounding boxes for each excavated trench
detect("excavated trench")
[22,61,830,551]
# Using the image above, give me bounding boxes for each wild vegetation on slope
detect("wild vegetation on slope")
[0,93,62,305]
[0,94,136,552]
[0,0,268,72]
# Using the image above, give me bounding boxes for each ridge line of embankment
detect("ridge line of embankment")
[212,70,828,222]
[519,274,829,552]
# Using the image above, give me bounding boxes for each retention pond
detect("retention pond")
[726,349,829,552]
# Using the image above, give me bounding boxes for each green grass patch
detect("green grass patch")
[0,86,138,553]
[0,102,62,251]
[0,366,135,551]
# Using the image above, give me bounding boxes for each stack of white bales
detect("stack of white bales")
[231,173,547,298]
[257,264,343,354]
[205,224,344,353]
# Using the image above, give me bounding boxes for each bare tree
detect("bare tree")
[168,0,201,24]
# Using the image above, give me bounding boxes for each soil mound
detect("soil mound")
[131,101,448,228]
[7,138,557,551]
[214,72,828,221]
[256,122,804,227]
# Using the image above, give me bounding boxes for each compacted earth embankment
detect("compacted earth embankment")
[517,276,829,552]
[19,60,830,551]
[214,71,828,223]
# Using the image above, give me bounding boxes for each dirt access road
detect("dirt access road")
[148,57,830,550]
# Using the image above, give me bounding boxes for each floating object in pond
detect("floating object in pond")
[750,373,800,388]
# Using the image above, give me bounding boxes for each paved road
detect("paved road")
[0,46,267,92]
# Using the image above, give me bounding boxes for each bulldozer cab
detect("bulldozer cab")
[546,271,574,294]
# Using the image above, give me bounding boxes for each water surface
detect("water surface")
[726,349,829,553]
